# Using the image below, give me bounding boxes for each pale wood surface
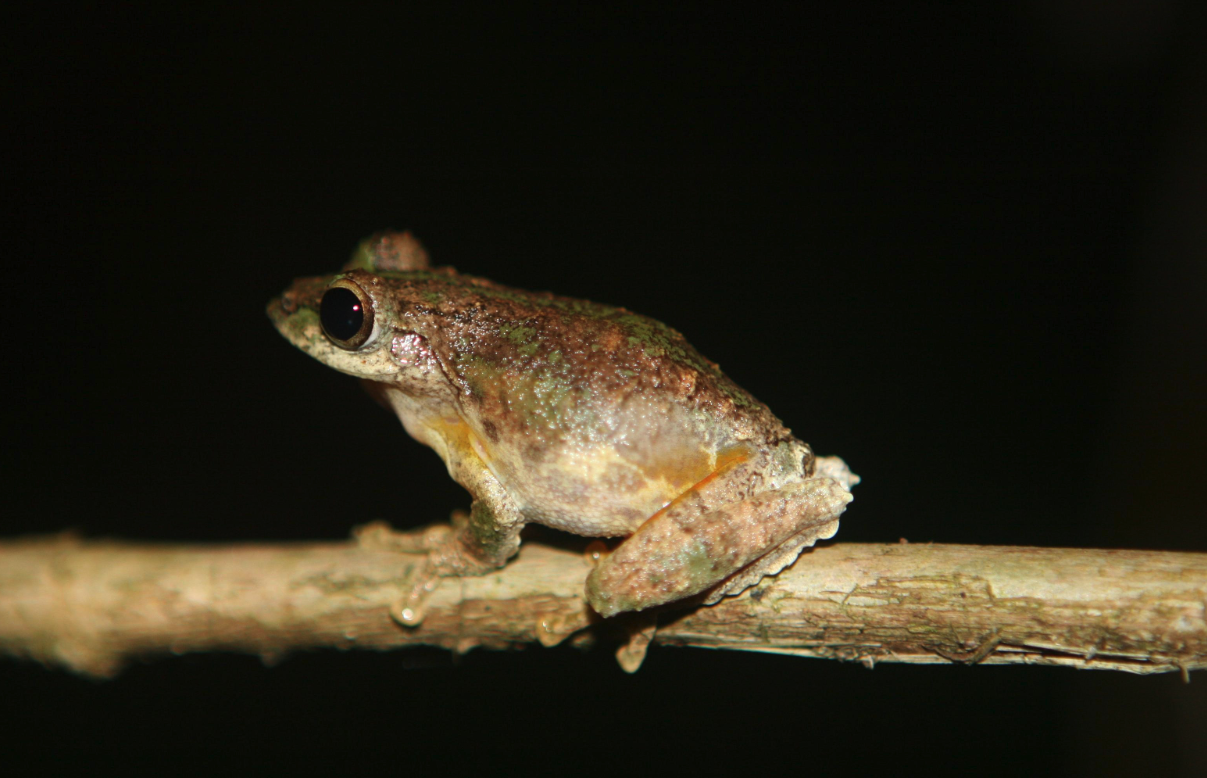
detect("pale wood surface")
[2,534,1204,677]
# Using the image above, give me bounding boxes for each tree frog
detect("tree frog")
[268,232,857,623]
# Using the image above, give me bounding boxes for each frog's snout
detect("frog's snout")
[269,275,335,327]
[265,297,289,332]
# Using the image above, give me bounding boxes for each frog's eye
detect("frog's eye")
[320,280,376,349]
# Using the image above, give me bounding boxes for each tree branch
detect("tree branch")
[1,534,1204,677]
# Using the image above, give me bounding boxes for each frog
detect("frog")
[267,231,858,624]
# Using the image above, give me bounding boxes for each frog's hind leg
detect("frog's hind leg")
[701,514,839,604]
[585,475,853,618]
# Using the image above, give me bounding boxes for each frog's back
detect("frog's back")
[400,267,786,435]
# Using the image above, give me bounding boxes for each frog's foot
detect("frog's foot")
[813,455,860,491]
[390,547,506,628]
[354,520,453,554]
[354,517,507,627]
[585,477,854,618]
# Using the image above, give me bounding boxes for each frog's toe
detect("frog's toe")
[614,614,658,673]
[390,597,428,627]
[388,563,443,627]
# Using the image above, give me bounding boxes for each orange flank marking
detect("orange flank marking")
[686,445,748,493]
[632,445,751,533]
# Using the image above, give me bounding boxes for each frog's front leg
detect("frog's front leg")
[356,455,525,626]
[585,460,855,618]
[357,500,520,570]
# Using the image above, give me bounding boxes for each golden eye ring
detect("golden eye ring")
[320,279,375,350]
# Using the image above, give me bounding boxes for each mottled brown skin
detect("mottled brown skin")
[269,232,857,620]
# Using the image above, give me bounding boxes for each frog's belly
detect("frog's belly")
[496,441,721,537]
[467,390,746,536]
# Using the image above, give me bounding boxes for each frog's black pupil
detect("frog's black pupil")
[321,287,366,342]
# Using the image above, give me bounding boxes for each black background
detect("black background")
[6,4,1207,776]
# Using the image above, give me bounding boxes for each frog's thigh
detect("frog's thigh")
[585,477,852,618]
[701,514,839,605]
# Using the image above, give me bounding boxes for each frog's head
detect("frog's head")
[267,232,449,384]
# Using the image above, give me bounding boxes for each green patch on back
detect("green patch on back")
[500,323,536,346]
[616,314,701,371]
[456,351,596,434]
[613,313,757,409]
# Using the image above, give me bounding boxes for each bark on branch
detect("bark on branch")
[1,533,1204,677]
